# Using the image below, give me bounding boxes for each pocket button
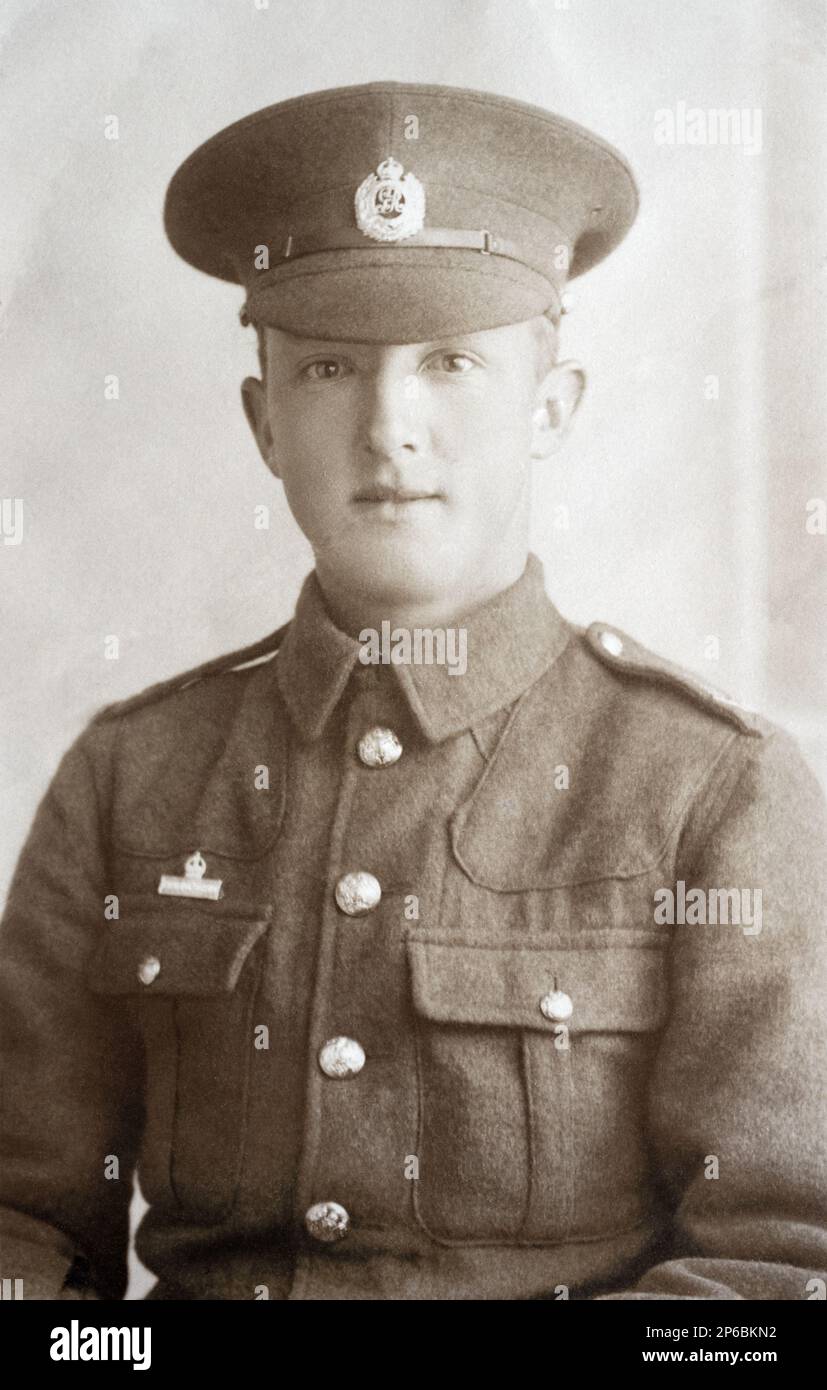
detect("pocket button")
[305,1201,350,1242]
[137,955,161,985]
[539,989,573,1022]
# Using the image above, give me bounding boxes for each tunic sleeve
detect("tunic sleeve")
[594,727,827,1300]
[0,721,144,1300]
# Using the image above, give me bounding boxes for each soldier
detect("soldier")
[1,82,825,1301]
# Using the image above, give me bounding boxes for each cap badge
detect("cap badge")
[354,156,425,242]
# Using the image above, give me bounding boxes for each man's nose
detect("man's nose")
[360,369,424,458]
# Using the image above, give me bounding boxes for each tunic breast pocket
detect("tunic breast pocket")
[407,936,668,1247]
[87,895,271,1225]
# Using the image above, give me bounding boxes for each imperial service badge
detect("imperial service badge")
[354,156,425,242]
[157,849,223,901]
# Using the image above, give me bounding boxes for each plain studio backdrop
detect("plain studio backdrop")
[1,0,825,1298]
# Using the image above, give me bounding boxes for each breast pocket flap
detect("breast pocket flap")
[407,939,667,1033]
[87,909,270,997]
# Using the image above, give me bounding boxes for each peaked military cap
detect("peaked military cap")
[163,81,639,343]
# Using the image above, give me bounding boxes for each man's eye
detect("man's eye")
[427,352,478,375]
[300,359,348,381]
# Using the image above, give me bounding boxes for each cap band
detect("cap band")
[269,225,563,267]
[242,224,565,326]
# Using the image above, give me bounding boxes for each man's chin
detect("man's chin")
[324,535,463,608]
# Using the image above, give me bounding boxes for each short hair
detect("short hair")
[252,313,558,382]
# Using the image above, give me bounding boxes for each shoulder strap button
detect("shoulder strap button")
[597,628,624,657]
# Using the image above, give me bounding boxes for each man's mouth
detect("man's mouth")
[354,484,445,504]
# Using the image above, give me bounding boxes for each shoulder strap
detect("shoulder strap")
[91,620,291,724]
[584,622,769,738]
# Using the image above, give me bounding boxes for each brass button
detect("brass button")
[334,871,381,916]
[357,727,403,767]
[305,1200,350,1243]
[137,956,161,985]
[598,629,623,657]
[318,1036,366,1078]
[540,989,573,1022]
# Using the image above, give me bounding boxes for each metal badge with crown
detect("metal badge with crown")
[354,156,425,242]
[157,850,223,901]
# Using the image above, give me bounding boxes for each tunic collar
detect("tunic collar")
[274,551,571,743]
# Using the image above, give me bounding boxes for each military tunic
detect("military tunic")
[1,553,825,1299]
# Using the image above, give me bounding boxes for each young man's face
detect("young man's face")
[242,316,583,619]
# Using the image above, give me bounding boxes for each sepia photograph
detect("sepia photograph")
[1,0,825,1358]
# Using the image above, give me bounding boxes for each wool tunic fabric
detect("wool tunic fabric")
[1,553,825,1300]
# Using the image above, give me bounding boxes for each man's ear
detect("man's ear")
[241,376,280,478]
[530,360,586,459]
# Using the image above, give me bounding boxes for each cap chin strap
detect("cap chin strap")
[274,226,528,260]
[238,224,567,327]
